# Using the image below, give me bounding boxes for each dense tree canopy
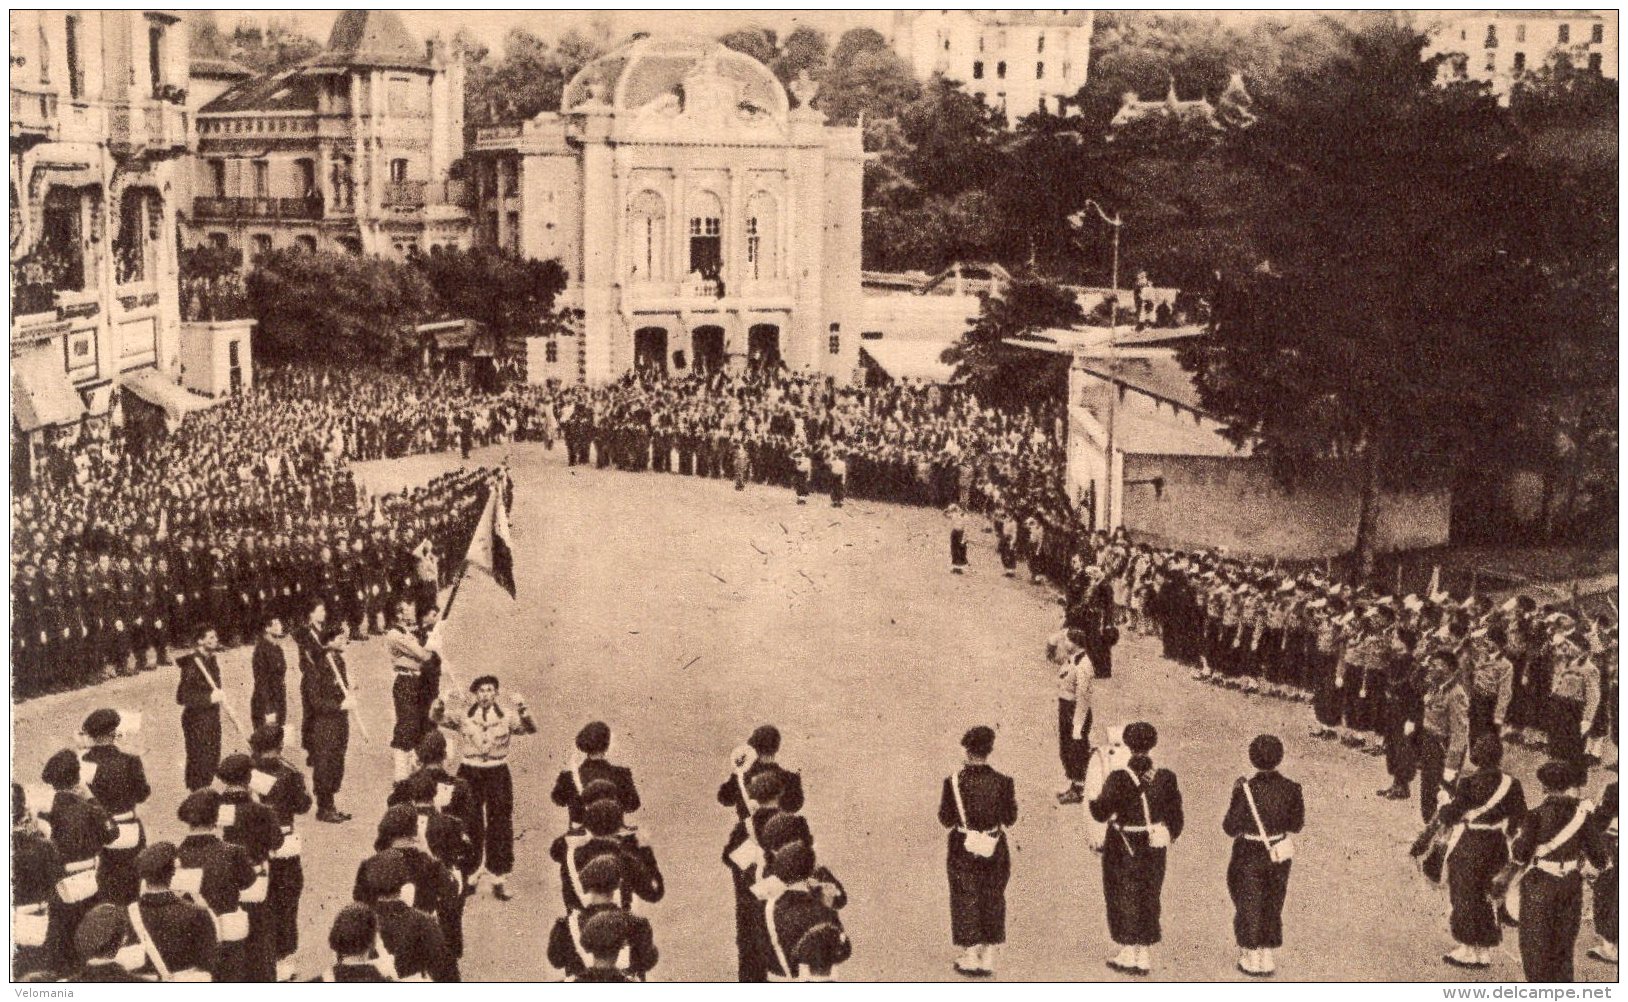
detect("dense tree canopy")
[942,274,1085,408]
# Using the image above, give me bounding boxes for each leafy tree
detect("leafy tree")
[1178,22,1565,575]
[416,248,569,347]
[720,25,830,101]
[463,26,609,126]
[818,43,921,126]
[942,273,1085,408]
[225,19,323,75]
[829,27,890,71]
[246,250,434,366]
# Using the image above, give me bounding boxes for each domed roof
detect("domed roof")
[563,36,787,120]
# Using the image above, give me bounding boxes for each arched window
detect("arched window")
[745,192,779,280]
[627,190,667,281]
[687,190,723,277]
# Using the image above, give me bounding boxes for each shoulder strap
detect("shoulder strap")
[126,902,172,981]
[567,911,590,967]
[948,772,970,829]
[563,836,591,904]
[764,893,794,979]
[1241,777,1271,841]
[1464,773,1514,826]
[736,769,756,814]
[1535,801,1595,860]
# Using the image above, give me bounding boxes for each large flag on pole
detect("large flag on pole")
[462,481,517,599]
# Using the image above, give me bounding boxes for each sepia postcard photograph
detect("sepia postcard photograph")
[4,7,1619,989]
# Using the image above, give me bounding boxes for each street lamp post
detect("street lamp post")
[1071,199,1122,531]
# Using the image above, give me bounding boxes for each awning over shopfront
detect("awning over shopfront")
[120,367,211,424]
[858,339,958,384]
[12,345,87,432]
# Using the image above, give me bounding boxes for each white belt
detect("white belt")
[1534,859,1582,877]
[65,857,99,875]
[1242,833,1287,843]
[1117,824,1151,833]
[111,811,139,823]
[1465,821,1507,832]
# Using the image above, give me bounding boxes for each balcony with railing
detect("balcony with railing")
[383,179,471,211]
[108,101,190,159]
[9,86,59,145]
[193,196,325,221]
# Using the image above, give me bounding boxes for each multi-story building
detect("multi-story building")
[185,11,469,261]
[1423,10,1616,97]
[9,10,200,468]
[891,10,1094,125]
[469,36,865,385]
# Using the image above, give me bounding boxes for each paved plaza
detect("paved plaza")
[13,443,1614,982]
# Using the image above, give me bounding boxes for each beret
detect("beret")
[760,812,811,853]
[748,725,782,756]
[216,753,254,785]
[1123,721,1158,755]
[583,798,625,837]
[1248,734,1284,771]
[74,903,128,959]
[580,779,620,806]
[82,709,121,739]
[178,789,223,827]
[770,841,815,883]
[136,842,177,882]
[329,904,377,955]
[401,772,440,805]
[792,923,846,971]
[1536,760,1578,792]
[575,722,612,755]
[961,726,996,756]
[469,674,500,693]
[579,909,631,956]
[42,749,81,789]
[579,854,623,894]
[361,851,411,894]
[249,724,285,754]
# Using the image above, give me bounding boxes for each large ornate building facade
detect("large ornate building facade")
[9,11,197,468]
[470,37,865,385]
[185,11,469,260]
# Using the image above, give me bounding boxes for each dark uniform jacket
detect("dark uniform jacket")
[47,789,117,866]
[353,845,452,917]
[175,652,223,710]
[723,807,811,887]
[546,901,659,979]
[552,760,641,825]
[220,790,285,865]
[252,755,314,831]
[1512,794,1611,868]
[938,764,1019,860]
[549,831,665,912]
[1222,771,1305,851]
[769,886,852,979]
[1435,769,1527,832]
[83,745,151,817]
[132,889,219,976]
[175,834,257,916]
[12,824,63,905]
[61,961,151,983]
[250,638,288,726]
[718,762,805,819]
[1089,768,1186,846]
[372,898,457,982]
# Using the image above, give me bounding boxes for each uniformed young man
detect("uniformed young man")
[764,842,853,982]
[396,773,474,961]
[176,626,227,792]
[247,725,311,981]
[174,789,258,982]
[718,724,805,820]
[60,903,148,983]
[1546,631,1601,764]
[722,770,795,982]
[1587,780,1618,965]
[938,725,1018,977]
[1222,735,1305,977]
[1431,735,1526,969]
[79,708,150,906]
[387,602,438,782]
[546,854,660,981]
[1050,629,1093,805]
[41,748,117,974]
[552,721,642,826]
[249,616,289,730]
[216,754,284,982]
[357,851,458,982]
[1415,651,1471,825]
[553,797,665,913]
[12,784,63,981]
[1089,721,1184,975]
[571,910,642,982]
[301,625,354,824]
[1503,759,1609,982]
[434,674,537,900]
[127,842,218,981]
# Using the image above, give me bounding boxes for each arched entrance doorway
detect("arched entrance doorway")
[692,325,725,374]
[634,326,668,373]
[748,323,781,371]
